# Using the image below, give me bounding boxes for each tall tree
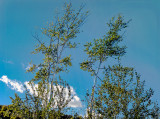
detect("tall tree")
[81,16,159,119]
[1,2,88,119]
[80,15,129,118]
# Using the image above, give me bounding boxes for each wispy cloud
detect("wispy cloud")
[0,75,24,93]
[0,75,82,108]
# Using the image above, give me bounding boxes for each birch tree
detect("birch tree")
[1,2,88,119]
[80,15,129,118]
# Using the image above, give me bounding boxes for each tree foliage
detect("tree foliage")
[95,65,159,118]
[0,2,159,119]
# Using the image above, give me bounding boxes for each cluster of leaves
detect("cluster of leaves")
[0,105,83,119]
[80,15,128,73]
[94,65,159,118]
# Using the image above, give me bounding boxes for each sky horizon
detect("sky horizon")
[0,0,160,115]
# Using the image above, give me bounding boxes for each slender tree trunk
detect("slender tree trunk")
[89,62,101,118]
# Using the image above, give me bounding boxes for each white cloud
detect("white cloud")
[24,81,82,108]
[0,75,82,108]
[0,75,24,93]
[69,95,82,108]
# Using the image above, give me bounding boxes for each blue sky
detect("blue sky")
[0,0,160,114]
